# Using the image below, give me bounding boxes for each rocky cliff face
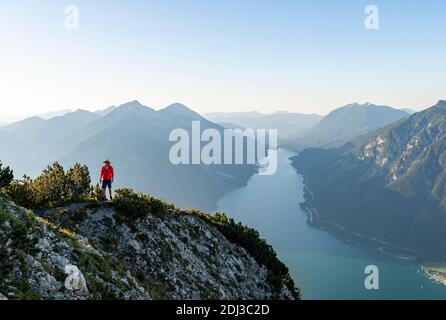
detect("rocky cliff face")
[0,193,296,300]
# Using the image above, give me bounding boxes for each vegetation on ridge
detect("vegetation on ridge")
[186,209,300,299]
[111,189,300,299]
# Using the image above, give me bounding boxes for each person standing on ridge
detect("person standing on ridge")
[100,159,114,201]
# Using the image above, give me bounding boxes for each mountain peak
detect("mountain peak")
[339,102,408,115]
[110,100,156,115]
[72,109,92,114]
[284,102,409,151]
[118,100,145,109]
[163,102,192,112]
[25,116,45,122]
[423,100,446,114]
[436,100,446,107]
[4,116,45,130]
[345,102,374,109]
[36,109,73,120]
[159,103,202,120]
[56,109,101,125]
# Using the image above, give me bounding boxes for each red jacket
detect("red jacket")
[101,165,114,181]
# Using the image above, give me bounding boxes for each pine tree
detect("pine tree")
[32,162,67,208]
[0,161,13,189]
[66,163,92,201]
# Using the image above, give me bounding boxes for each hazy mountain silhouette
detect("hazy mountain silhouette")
[59,109,102,125]
[60,101,256,210]
[401,108,417,114]
[0,114,25,126]
[0,101,256,210]
[36,109,74,120]
[95,105,117,116]
[1,110,104,176]
[217,122,245,130]
[283,103,410,151]
[204,111,322,138]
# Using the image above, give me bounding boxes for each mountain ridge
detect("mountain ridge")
[0,100,257,211]
[204,110,322,138]
[292,100,446,261]
[283,103,410,151]
[0,191,298,300]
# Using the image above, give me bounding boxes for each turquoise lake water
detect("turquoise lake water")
[216,149,446,299]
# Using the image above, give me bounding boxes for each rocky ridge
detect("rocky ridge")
[0,193,297,300]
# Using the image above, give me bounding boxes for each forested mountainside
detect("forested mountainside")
[292,101,446,261]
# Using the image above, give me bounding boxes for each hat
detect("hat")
[104,159,111,164]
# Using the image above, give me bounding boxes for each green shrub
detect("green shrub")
[112,188,169,220]
[7,175,36,209]
[6,162,92,209]
[91,183,105,202]
[0,161,14,189]
[32,162,67,208]
[66,163,92,201]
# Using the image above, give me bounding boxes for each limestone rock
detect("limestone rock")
[64,265,89,295]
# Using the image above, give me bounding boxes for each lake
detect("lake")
[216,149,446,299]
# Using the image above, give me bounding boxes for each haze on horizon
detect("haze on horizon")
[1,0,446,117]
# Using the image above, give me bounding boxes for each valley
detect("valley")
[4,99,446,299]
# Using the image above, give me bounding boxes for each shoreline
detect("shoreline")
[294,158,418,261]
[298,185,446,286]
[290,151,446,287]
[421,263,446,286]
[299,200,419,261]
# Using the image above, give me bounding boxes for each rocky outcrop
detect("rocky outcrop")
[0,194,149,300]
[63,265,89,295]
[0,193,296,300]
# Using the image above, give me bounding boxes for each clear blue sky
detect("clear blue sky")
[1,0,445,116]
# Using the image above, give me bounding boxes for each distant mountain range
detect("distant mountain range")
[36,109,74,120]
[292,100,446,261]
[95,105,117,116]
[283,103,410,151]
[204,111,322,138]
[0,106,118,127]
[35,106,118,120]
[0,101,256,211]
[0,114,26,127]
[401,108,417,114]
